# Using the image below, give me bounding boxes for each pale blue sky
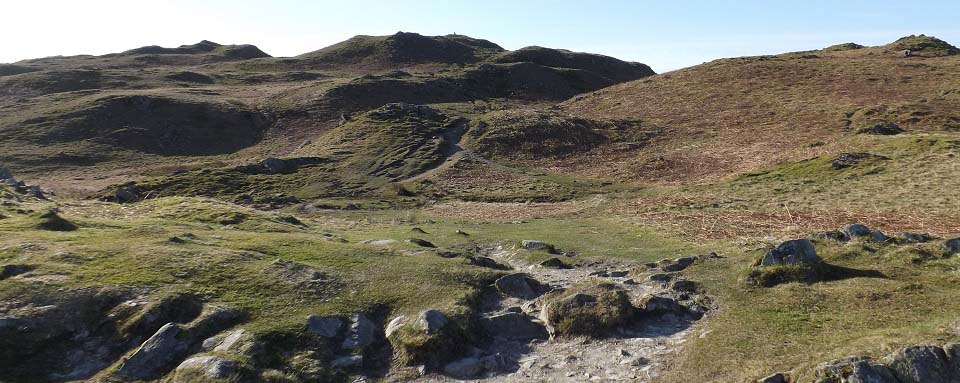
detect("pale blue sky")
[4,0,960,71]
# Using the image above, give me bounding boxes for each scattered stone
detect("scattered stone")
[871,230,891,243]
[455,229,469,236]
[495,273,547,300]
[944,238,960,255]
[259,157,288,174]
[406,238,436,248]
[758,372,788,383]
[415,309,448,335]
[521,240,548,250]
[637,295,688,316]
[857,121,905,135]
[479,312,549,341]
[341,313,376,350]
[841,224,872,239]
[0,264,35,280]
[648,273,676,283]
[331,355,363,370]
[0,167,12,180]
[622,279,639,285]
[608,270,629,277]
[306,315,342,337]
[444,357,482,379]
[813,230,848,242]
[628,357,650,367]
[661,257,696,272]
[410,227,428,234]
[467,255,510,270]
[759,239,821,267]
[540,257,572,269]
[670,279,698,293]
[832,153,888,170]
[118,323,191,379]
[115,183,141,203]
[896,232,935,244]
[175,356,238,379]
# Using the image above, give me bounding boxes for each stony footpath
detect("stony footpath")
[402,242,717,383]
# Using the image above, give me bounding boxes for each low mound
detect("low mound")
[300,32,504,66]
[888,34,959,57]
[121,40,270,60]
[12,94,271,157]
[823,42,864,51]
[0,64,39,77]
[465,110,609,160]
[303,103,455,181]
[491,46,655,82]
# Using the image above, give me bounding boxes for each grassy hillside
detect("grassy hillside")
[4,33,960,383]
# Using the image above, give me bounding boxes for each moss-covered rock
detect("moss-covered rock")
[540,283,634,337]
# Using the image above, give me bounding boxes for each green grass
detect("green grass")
[665,238,960,382]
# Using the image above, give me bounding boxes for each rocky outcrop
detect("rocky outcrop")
[759,239,821,267]
[494,273,549,300]
[540,283,634,337]
[776,343,960,383]
[118,323,192,379]
[174,355,239,380]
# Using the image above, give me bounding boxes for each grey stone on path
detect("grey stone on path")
[341,313,376,350]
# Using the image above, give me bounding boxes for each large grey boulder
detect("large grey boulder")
[175,356,239,379]
[870,230,891,243]
[759,239,821,267]
[306,315,342,337]
[479,312,548,341]
[944,238,960,255]
[520,240,547,250]
[444,357,482,379]
[841,224,872,239]
[118,323,191,379]
[495,273,547,300]
[415,309,449,335]
[115,183,141,203]
[341,313,376,350]
[881,345,952,383]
